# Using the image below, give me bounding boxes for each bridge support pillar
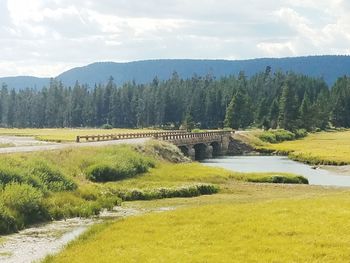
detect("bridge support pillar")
[188,146,196,160]
[205,144,213,159]
[220,135,231,155]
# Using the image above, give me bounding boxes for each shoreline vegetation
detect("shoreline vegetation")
[0,140,308,236]
[234,129,350,166]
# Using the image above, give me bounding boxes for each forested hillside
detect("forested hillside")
[1,67,349,131]
[2,56,350,89]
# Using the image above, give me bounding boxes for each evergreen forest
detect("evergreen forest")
[1,67,350,131]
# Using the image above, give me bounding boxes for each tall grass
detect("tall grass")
[0,140,308,235]
[44,193,350,263]
[259,130,350,165]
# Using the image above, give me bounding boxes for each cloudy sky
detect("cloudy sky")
[1,0,350,77]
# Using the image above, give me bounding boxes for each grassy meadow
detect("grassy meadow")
[258,130,350,165]
[44,185,350,263]
[0,129,349,262]
[0,128,158,142]
[0,139,308,235]
[235,129,350,165]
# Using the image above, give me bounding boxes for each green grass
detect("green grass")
[0,140,307,235]
[0,128,158,142]
[258,130,350,165]
[103,162,308,192]
[43,186,350,263]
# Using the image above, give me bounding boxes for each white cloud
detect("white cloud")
[1,0,350,77]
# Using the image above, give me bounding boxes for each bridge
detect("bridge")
[76,130,233,161]
[156,131,232,160]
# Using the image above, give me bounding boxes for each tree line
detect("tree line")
[0,67,349,131]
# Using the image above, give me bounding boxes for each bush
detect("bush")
[1,183,48,226]
[247,175,308,184]
[0,202,17,234]
[44,192,102,220]
[294,129,308,139]
[259,130,296,143]
[101,124,113,129]
[0,166,25,186]
[29,161,77,192]
[117,184,219,201]
[86,164,127,182]
[85,148,155,182]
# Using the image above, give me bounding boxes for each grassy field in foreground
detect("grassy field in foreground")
[44,186,350,263]
[0,128,158,142]
[259,130,350,165]
[0,139,307,235]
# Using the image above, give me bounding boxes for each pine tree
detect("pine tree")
[278,83,298,130]
[299,92,312,130]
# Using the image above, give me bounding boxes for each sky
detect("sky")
[1,0,350,77]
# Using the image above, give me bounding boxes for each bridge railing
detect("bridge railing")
[76,130,186,143]
[157,130,232,142]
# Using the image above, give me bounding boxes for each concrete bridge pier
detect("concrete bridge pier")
[188,146,196,160]
[205,144,213,159]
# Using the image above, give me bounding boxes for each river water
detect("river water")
[202,155,350,187]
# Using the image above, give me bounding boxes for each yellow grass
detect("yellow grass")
[44,185,350,263]
[261,130,350,165]
[104,162,307,191]
[0,128,158,142]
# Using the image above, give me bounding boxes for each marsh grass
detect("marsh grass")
[43,190,350,263]
[0,140,307,235]
[259,130,350,165]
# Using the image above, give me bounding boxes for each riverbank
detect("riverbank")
[233,129,350,166]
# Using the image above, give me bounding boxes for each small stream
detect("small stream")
[3,155,350,263]
[202,155,350,187]
[0,207,140,263]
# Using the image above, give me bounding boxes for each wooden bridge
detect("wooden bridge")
[76,130,233,160]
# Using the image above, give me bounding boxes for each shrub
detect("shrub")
[44,192,101,220]
[29,161,77,192]
[294,129,308,139]
[259,130,296,143]
[0,202,17,234]
[246,175,308,184]
[118,184,219,201]
[1,183,48,226]
[0,166,24,185]
[86,164,127,182]
[273,130,295,142]
[101,124,113,129]
[85,148,155,182]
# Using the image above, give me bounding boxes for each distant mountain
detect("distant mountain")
[0,76,50,90]
[2,56,350,90]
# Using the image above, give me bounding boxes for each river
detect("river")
[202,155,350,187]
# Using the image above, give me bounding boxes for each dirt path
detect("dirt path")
[0,137,149,154]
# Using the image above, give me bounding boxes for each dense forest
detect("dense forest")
[0,67,349,131]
